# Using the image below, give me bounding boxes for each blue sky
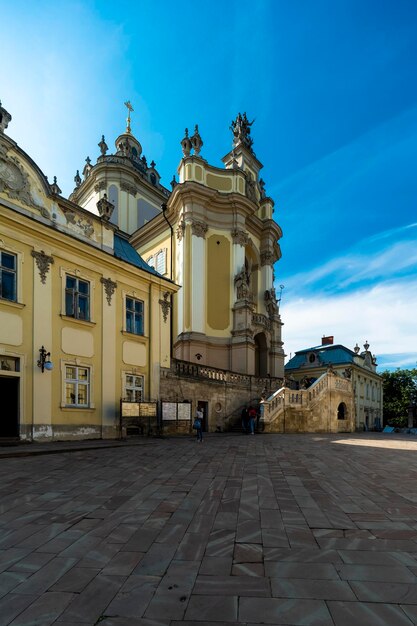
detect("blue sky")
[1,0,416,371]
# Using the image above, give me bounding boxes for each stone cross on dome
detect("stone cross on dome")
[124,100,134,134]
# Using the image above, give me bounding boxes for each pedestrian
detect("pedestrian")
[193,405,203,442]
[241,406,249,434]
[248,405,257,435]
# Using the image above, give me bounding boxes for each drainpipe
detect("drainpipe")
[161,203,174,358]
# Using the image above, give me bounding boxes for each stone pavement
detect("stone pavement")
[1,433,417,625]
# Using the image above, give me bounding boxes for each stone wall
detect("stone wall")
[160,360,282,434]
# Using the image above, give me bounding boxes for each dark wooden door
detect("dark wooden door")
[0,376,19,437]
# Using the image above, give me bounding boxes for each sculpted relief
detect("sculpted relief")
[0,141,49,217]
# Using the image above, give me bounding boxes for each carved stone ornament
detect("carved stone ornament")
[230,112,254,152]
[231,229,249,247]
[245,172,257,203]
[191,220,208,239]
[260,250,274,267]
[62,207,94,238]
[234,266,250,300]
[120,181,137,196]
[31,250,54,284]
[158,292,171,323]
[264,289,278,318]
[176,220,185,241]
[96,194,114,221]
[100,277,117,305]
[0,145,49,217]
[94,180,106,193]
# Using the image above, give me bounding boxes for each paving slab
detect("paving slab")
[1,433,417,624]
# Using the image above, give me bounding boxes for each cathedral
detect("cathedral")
[0,101,285,440]
[1,100,382,440]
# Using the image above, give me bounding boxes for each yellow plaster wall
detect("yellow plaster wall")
[207,234,230,331]
[206,173,233,192]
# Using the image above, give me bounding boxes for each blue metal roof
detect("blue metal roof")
[113,234,161,277]
[285,344,357,370]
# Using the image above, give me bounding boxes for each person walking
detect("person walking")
[248,405,257,435]
[194,406,204,442]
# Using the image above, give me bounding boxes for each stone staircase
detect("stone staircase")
[259,371,355,433]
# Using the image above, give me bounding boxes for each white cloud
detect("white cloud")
[281,280,417,370]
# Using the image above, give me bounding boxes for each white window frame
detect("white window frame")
[61,360,95,408]
[60,267,95,322]
[155,248,167,275]
[123,372,144,402]
[123,292,145,336]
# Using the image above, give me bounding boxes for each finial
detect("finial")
[124,100,134,134]
[230,112,254,152]
[74,170,81,188]
[191,124,203,156]
[96,193,115,221]
[50,176,62,195]
[82,157,93,179]
[171,174,177,189]
[181,128,192,157]
[0,101,12,133]
[98,135,108,156]
[364,341,370,351]
[354,343,360,354]
[150,160,156,169]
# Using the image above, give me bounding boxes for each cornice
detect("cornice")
[0,200,178,291]
[168,180,258,217]
[72,159,170,203]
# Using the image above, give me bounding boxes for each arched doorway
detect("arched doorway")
[337,402,347,420]
[254,333,268,377]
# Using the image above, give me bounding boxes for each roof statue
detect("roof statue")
[124,100,134,134]
[230,112,254,152]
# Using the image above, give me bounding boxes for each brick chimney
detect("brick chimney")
[322,335,334,346]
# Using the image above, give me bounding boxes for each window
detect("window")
[156,249,166,275]
[124,374,143,402]
[126,297,144,335]
[65,366,90,407]
[146,249,166,274]
[65,276,90,320]
[0,251,17,301]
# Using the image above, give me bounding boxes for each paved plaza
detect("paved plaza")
[1,433,417,625]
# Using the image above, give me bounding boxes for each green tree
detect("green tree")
[381,368,417,427]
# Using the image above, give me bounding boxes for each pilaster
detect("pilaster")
[32,251,53,440]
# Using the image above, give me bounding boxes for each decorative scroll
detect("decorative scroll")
[176,220,185,241]
[260,250,274,267]
[191,220,208,239]
[31,250,54,284]
[94,181,106,193]
[100,277,117,305]
[0,145,49,217]
[231,229,249,247]
[159,292,171,322]
[120,181,137,196]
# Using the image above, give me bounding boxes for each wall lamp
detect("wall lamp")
[37,346,53,372]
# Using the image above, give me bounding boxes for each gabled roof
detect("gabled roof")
[285,344,357,370]
[114,233,162,277]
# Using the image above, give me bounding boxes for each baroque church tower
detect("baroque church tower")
[71,107,285,379]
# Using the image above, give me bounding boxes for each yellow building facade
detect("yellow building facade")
[0,103,177,442]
